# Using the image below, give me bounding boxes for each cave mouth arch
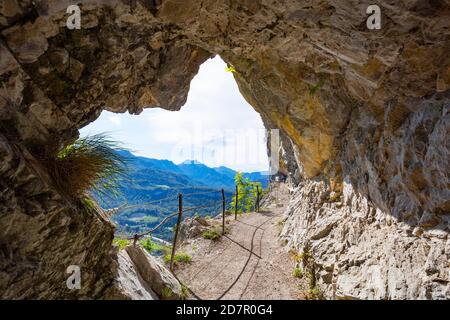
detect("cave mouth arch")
[0,0,449,300]
[80,55,270,174]
[78,55,274,239]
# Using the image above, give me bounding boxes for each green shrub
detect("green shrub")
[164,252,192,265]
[202,229,221,241]
[113,238,130,250]
[230,172,263,213]
[140,238,164,253]
[175,253,192,263]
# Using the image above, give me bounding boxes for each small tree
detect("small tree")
[230,172,262,213]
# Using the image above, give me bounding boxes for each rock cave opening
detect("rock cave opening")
[0,0,448,300]
[76,54,273,241]
[79,55,270,174]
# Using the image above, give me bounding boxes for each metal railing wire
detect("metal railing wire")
[115,184,263,299]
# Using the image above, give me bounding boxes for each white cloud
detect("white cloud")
[108,115,121,126]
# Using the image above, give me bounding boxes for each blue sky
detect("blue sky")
[80,56,269,172]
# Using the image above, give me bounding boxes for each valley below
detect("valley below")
[98,150,269,241]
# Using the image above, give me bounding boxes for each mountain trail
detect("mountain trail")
[175,183,307,300]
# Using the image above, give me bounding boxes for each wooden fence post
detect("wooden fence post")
[234,185,238,220]
[170,193,183,271]
[256,185,260,213]
[221,189,226,235]
[133,234,139,247]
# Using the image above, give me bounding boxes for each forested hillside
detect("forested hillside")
[96,151,268,240]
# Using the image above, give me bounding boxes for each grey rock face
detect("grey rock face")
[114,249,158,300]
[280,177,449,300]
[107,245,183,300]
[0,132,117,299]
[179,216,211,242]
[0,0,448,299]
[124,245,183,300]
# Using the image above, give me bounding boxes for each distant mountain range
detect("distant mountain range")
[95,150,269,240]
[117,150,268,191]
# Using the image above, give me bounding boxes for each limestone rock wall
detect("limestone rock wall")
[0,133,118,299]
[113,245,183,300]
[280,178,449,299]
[0,0,449,299]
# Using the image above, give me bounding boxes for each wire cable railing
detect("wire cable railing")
[114,184,264,300]
[112,188,225,214]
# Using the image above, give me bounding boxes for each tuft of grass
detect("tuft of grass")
[291,250,311,264]
[305,287,324,300]
[175,252,192,263]
[45,133,128,199]
[113,238,130,250]
[292,267,303,278]
[163,252,192,265]
[161,286,174,299]
[180,285,189,300]
[202,228,221,241]
[291,252,301,263]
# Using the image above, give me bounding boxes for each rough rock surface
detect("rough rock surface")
[0,132,119,299]
[0,0,449,299]
[113,249,158,300]
[280,179,449,299]
[106,245,182,300]
[124,245,183,299]
[179,216,211,242]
